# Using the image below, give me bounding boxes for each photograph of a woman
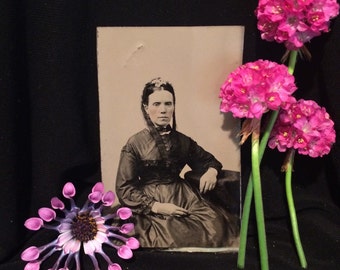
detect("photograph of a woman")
[115,78,239,249]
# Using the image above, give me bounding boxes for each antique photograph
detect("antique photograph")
[96,26,244,251]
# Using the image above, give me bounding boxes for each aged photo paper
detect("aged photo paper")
[97,26,244,252]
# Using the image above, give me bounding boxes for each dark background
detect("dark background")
[0,1,339,269]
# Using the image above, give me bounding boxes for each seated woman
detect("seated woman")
[115,77,239,249]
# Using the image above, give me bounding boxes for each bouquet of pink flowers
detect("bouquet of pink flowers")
[219,1,339,269]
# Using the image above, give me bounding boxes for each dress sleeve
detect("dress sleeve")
[186,137,223,174]
[115,143,155,214]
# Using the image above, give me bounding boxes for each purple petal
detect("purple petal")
[119,223,134,234]
[116,207,132,220]
[88,191,102,203]
[24,261,40,270]
[126,237,140,250]
[51,197,65,210]
[117,245,133,259]
[62,182,76,198]
[108,263,122,270]
[21,246,40,261]
[92,182,104,193]
[102,191,115,206]
[38,207,56,222]
[24,218,43,231]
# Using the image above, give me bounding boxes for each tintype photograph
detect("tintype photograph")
[96,26,244,252]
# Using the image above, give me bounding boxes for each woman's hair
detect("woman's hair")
[141,77,177,130]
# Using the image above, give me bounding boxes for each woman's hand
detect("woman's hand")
[199,167,218,194]
[151,202,189,216]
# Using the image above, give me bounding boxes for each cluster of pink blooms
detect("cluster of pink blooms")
[268,99,336,157]
[21,182,139,270]
[256,0,340,50]
[219,59,297,119]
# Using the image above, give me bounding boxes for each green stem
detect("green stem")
[288,50,298,75]
[237,50,298,269]
[237,110,279,269]
[251,122,269,270]
[285,149,307,268]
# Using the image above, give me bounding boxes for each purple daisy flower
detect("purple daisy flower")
[21,182,139,270]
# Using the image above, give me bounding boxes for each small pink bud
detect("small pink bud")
[119,223,134,234]
[24,261,40,270]
[51,197,65,210]
[88,191,102,203]
[24,218,43,231]
[92,182,104,193]
[21,246,40,261]
[102,191,115,206]
[38,207,56,222]
[62,182,76,198]
[126,237,140,250]
[108,263,122,270]
[116,207,132,220]
[117,245,133,259]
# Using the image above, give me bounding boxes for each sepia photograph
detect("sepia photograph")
[97,26,244,251]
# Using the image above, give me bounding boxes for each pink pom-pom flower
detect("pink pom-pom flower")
[268,99,336,157]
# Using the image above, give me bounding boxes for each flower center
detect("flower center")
[71,212,98,242]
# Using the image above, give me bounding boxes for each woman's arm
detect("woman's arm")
[116,145,155,214]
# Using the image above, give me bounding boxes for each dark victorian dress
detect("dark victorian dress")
[116,128,238,248]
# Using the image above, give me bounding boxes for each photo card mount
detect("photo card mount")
[94,0,257,253]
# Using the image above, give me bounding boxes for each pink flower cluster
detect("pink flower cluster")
[256,0,339,50]
[268,99,336,157]
[219,59,297,119]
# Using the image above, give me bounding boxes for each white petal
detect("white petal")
[95,231,108,244]
[63,239,81,254]
[83,240,96,255]
[57,231,74,246]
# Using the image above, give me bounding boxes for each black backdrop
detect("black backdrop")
[0,1,339,269]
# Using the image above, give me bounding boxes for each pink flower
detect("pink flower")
[219,59,297,118]
[268,99,336,157]
[21,182,139,270]
[256,0,339,50]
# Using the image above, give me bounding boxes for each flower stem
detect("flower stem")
[285,149,307,268]
[237,49,298,269]
[288,50,298,75]
[238,111,278,269]
[251,121,269,270]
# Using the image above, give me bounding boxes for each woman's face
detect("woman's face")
[144,89,174,127]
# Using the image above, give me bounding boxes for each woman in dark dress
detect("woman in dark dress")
[115,78,238,249]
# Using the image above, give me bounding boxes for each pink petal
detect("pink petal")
[88,191,102,203]
[108,263,122,270]
[51,197,65,210]
[126,237,140,250]
[102,191,115,206]
[24,218,43,231]
[92,182,104,193]
[119,223,134,234]
[38,207,56,222]
[116,207,132,220]
[21,246,40,261]
[117,245,133,259]
[24,261,40,270]
[62,182,76,198]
